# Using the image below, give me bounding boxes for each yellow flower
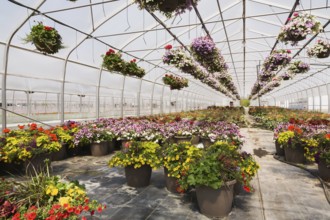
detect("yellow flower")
[46,185,59,196]
[59,197,71,206]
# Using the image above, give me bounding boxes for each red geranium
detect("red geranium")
[164,44,172,50]
[2,128,10,133]
[44,26,53,31]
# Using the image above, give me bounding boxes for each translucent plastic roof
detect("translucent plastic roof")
[1,0,330,113]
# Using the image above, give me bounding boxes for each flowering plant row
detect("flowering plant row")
[162,74,188,90]
[0,173,105,219]
[163,45,238,99]
[134,0,201,18]
[249,106,329,130]
[102,49,145,78]
[274,122,330,165]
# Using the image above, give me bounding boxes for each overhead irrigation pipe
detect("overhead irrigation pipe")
[270,0,300,53]
[191,3,212,39]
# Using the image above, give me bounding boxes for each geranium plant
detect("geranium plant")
[278,12,323,45]
[307,39,330,59]
[24,22,63,54]
[162,74,188,90]
[108,141,162,169]
[238,152,259,192]
[123,59,146,78]
[287,60,310,74]
[102,48,126,72]
[134,0,200,18]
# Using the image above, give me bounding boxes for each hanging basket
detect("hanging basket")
[316,49,330,59]
[158,0,179,13]
[286,31,306,42]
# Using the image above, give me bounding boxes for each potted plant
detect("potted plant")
[287,60,310,74]
[278,12,323,45]
[123,59,146,78]
[162,142,202,193]
[134,0,200,18]
[0,172,105,219]
[102,48,126,72]
[162,74,188,90]
[264,49,292,72]
[24,22,63,54]
[185,141,241,218]
[236,152,259,195]
[108,141,162,187]
[315,132,330,181]
[277,124,306,163]
[307,39,330,59]
[280,72,293,81]
[1,125,61,175]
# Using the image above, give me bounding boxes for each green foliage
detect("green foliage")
[185,141,241,189]
[240,99,250,107]
[123,60,146,78]
[163,142,202,190]
[108,141,162,169]
[25,22,63,54]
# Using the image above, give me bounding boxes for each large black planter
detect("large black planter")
[275,140,285,156]
[196,180,236,218]
[90,142,109,156]
[164,167,179,193]
[124,165,152,187]
[318,158,330,181]
[51,143,68,161]
[0,161,23,176]
[316,49,330,59]
[24,153,51,176]
[108,140,115,153]
[284,144,305,164]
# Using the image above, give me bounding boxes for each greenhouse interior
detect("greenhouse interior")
[1,0,330,219]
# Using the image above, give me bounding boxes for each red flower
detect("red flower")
[106,51,111,56]
[24,211,37,220]
[84,198,89,204]
[82,217,87,220]
[97,206,103,213]
[44,26,53,31]
[288,124,295,131]
[3,128,10,133]
[75,208,82,215]
[164,44,172,50]
[83,205,89,211]
[287,49,291,53]
[287,17,291,21]
[176,186,185,193]
[38,127,44,132]
[293,12,299,16]
[12,213,21,220]
[130,59,137,63]
[325,134,330,139]
[18,125,25,129]
[106,49,115,55]
[91,210,95,216]
[67,207,74,213]
[243,185,251,192]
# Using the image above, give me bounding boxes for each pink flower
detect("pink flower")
[293,12,299,16]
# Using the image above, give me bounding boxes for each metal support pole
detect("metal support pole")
[57,93,60,120]
[26,92,30,118]
[160,85,165,114]
[327,84,330,113]
[137,79,143,117]
[318,86,322,112]
[311,89,315,111]
[175,90,179,113]
[150,81,156,115]
[121,76,126,118]
[96,69,103,119]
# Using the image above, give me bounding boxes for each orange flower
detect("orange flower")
[288,125,295,131]
[294,127,302,135]
[325,134,330,139]
[3,128,10,133]
[18,125,25,129]
[38,127,44,132]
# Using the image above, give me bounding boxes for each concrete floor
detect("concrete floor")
[49,126,330,220]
